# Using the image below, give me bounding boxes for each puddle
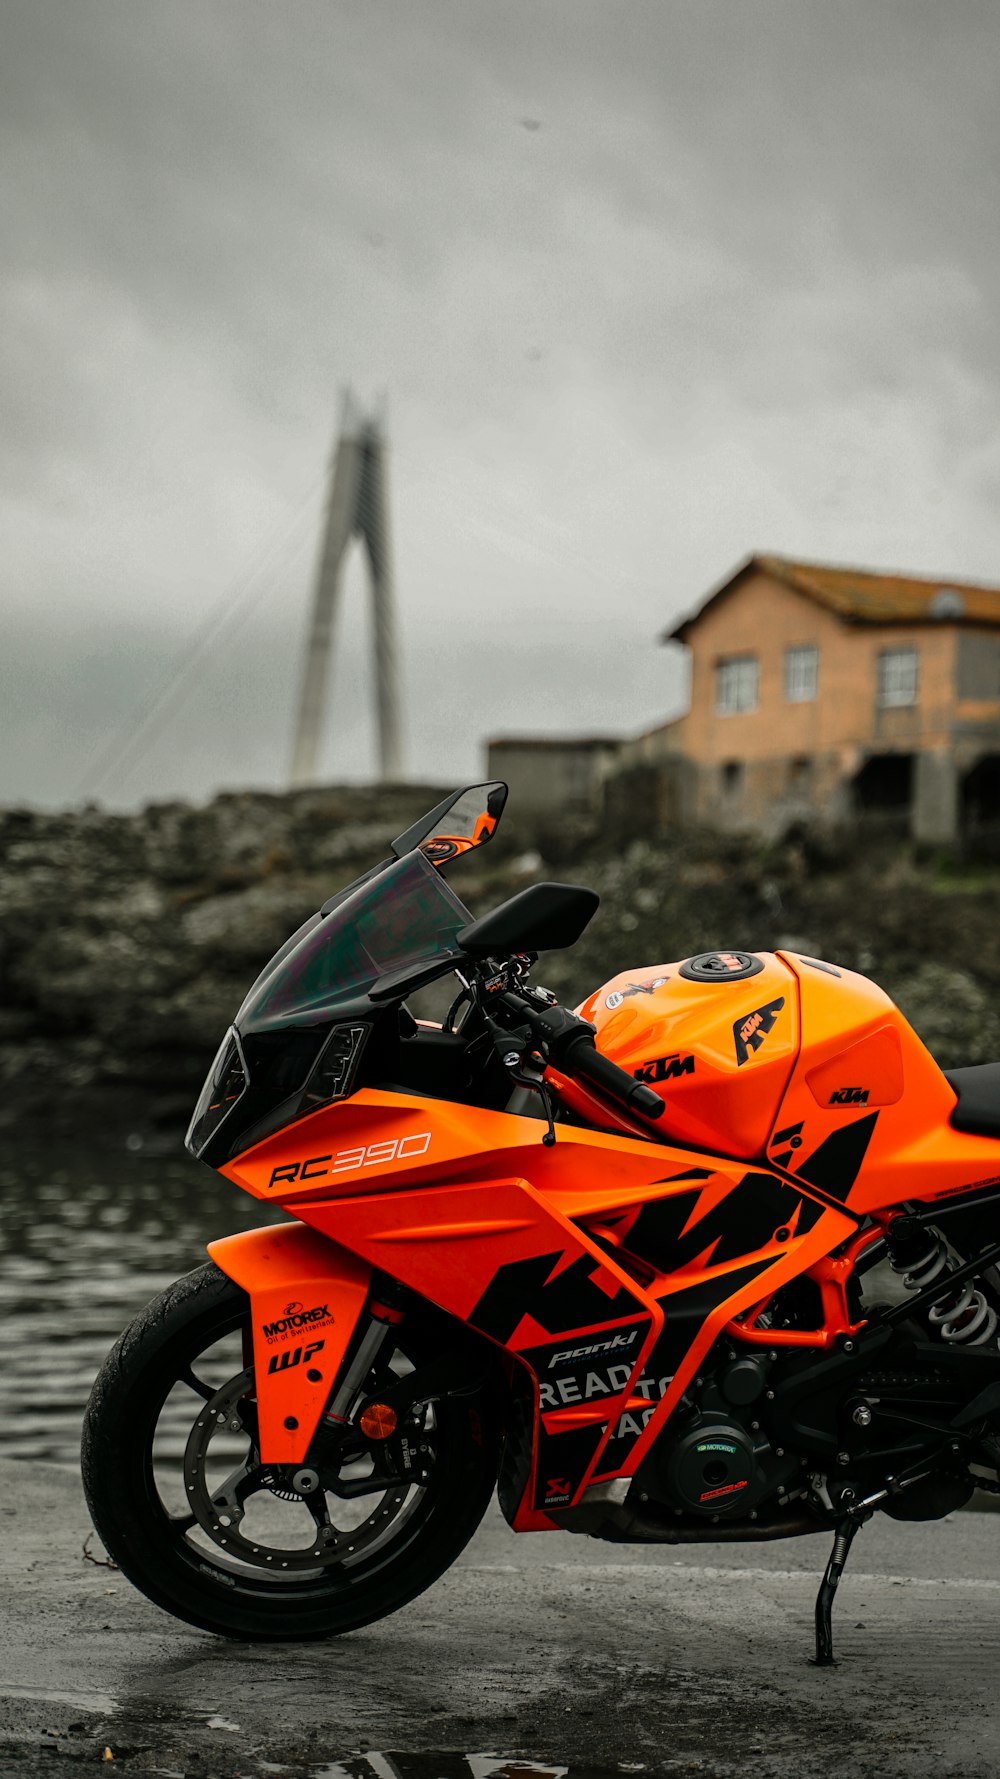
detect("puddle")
[311,1757,638,1779]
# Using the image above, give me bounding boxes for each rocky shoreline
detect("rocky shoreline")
[2,783,998,1147]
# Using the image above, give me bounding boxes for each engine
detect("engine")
[644,1354,804,1523]
[661,1417,775,1518]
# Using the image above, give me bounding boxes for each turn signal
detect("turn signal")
[358,1402,397,1440]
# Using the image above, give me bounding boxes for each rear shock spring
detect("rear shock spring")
[886,1221,999,1347]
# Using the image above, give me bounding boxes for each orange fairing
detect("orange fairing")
[208,1222,370,1466]
[220,1091,855,1520]
[307,1162,851,1525]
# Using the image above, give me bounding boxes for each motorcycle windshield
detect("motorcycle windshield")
[238,848,471,1035]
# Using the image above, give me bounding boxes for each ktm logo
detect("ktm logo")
[829,1087,870,1106]
[266,1338,324,1375]
[471,1249,638,1343]
[734,997,785,1067]
[633,1053,695,1085]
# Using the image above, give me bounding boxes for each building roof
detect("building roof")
[487,733,622,751]
[664,553,1000,642]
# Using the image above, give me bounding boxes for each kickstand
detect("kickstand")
[812,1515,864,1667]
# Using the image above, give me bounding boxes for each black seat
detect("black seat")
[944,1063,1000,1138]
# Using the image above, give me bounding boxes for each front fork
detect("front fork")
[321,1313,396,1428]
[210,1220,498,1477]
[208,1221,373,1465]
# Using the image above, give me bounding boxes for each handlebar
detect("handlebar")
[495,987,665,1122]
[560,1030,665,1121]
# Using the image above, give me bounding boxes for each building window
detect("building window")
[721,760,744,796]
[715,655,759,715]
[784,645,818,702]
[877,647,918,708]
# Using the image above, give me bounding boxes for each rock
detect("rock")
[4,788,1000,1143]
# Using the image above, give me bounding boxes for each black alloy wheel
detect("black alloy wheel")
[81,1261,500,1640]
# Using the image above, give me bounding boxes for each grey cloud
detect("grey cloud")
[2,0,999,809]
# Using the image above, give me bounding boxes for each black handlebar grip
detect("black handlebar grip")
[627,1080,667,1119]
[564,1034,665,1120]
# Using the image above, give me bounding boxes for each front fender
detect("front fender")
[208,1221,371,1465]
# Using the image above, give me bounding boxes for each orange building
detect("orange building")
[651,554,1000,843]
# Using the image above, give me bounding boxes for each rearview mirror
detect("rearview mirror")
[457,882,600,955]
[390,782,508,868]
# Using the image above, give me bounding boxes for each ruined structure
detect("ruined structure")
[489,554,1000,845]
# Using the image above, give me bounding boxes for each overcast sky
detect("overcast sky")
[3,0,1000,810]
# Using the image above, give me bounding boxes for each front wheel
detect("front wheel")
[81,1261,500,1640]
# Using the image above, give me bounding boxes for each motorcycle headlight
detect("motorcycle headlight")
[300,1022,370,1110]
[187,1020,371,1165]
[185,1028,248,1159]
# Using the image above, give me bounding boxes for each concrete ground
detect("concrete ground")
[4,1461,1000,1779]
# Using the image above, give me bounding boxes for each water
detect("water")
[0,1141,282,1465]
[311,1759,577,1779]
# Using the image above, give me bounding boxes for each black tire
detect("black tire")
[81,1261,500,1640]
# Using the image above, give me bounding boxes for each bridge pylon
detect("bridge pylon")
[290,390,403,786]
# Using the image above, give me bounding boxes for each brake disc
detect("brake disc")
[181,1366,410,1572]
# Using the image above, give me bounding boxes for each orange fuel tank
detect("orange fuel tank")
[579,950,799,1161]
[769,950,968,1213]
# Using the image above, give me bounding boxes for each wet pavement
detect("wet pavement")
[4,1460,1000,1778]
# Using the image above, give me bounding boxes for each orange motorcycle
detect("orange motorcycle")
[83,783,1000,1663]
